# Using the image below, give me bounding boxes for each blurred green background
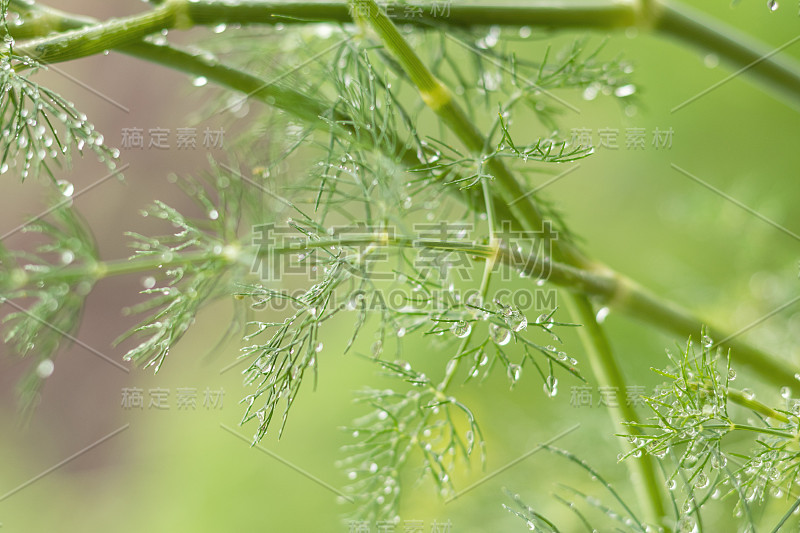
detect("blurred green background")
[1,1,799,531]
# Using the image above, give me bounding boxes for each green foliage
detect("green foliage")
[0,199,96,408]
[623,333,800,531]
[2,1,800,532]
[0,44,118,179]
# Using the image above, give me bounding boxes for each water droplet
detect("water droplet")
[36,359,55,378]
[213,23,227,33]
[728,368,737,381]
[614,84,636,98]
[507,363,521,382]
[536,313,554,330]
[503,307,527,332]
[781,386,791,399]
[666,479,677,490]
[595,306,610,324]
[192,76,208,87]
[742,388,755,400]
[544,375,558,397]
[490,324,511,346]
[704,54,719,69]
[701,334,713,348]
[142,276,156,289]
[315,342,324,353]
[371,340,383,357]
[451,320,472,338]
[60,250,75,265]
[768,0,779,11]
[519,26,532,39]
[582,84,599,101]
[694,472,709,489]
[208,209,219,220]
[56,179,74,197]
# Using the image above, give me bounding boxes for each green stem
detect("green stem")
[614,275,800,396]
[656,1,800,107]
[703,423,795,439]
[565,293,668,527]
[4,236,499,290]
[727,388,792,424]
[8,0,800,106]
[8,0,800,391]
[349,0,667,527]
[15,1,187,63]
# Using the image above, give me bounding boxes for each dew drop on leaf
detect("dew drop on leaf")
[490,324,511,345]
[36,359,55,378]
[56,179,74,197]
[768,0,779,11]
[451,320,472,338]
[505,309,527,332]
[614,84,636,98]
[192,76,209,87]
[371,340,383,357]
[535,313,554,330]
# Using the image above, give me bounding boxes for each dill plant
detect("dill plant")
[0,1,799,531]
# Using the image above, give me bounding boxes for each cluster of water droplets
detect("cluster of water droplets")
[0,58,118,180]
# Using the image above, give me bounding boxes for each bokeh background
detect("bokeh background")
[1,1,799,531]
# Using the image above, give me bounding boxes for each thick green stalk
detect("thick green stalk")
[14,1,189,63]
[566,294,668,527]
[348,0,668,526]
[8,0,800,390]
[8,0,800,106]
[727,388,792,424]
[9,1,800,391]
[656,1,800,107]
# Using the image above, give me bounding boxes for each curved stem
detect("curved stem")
[727,388,792,424]
[704,423,795,439]
[6,0,800,390]
[657,1,800,107]
[8,0,800,106]
[566,293,668,527]
[349,0,668,527]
